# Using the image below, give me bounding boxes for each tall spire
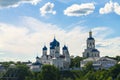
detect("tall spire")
[89,30,92,38]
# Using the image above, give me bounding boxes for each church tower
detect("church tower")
[63,45,70,58]
[36,56,41,63]
[83,31,100,58]
[87,31,95,49]
[50,37,60,58]
[62,45,71,68]
[42,45,47,56]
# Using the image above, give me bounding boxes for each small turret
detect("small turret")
[36,56,39,59]
[36,56,40,63]
[43,45,47,50]
[62,45,69,57]
[62,45,71,65]
[62,45,68,50]
[42,45,47,56]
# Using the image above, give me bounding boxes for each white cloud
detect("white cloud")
[114,2,120,15]
[99,1,113,14]
[64,3,95,17]
[40,2,56,16]
[0,0,41,9]
[0,17,120,61]
[97,37,120,57]
[99,1,120,15]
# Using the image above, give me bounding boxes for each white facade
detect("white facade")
[30,56,42,72]
[31,38,71,71]
[81,57,117,70]
[30,63,41,72]
[81,31,117,69]
[83,31,100,58]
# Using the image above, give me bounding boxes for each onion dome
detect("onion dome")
[50,38,60,49]
[43,46,47,50]
[50,46,54,49]
[36,56,40,59]
[62,45,68,50]
[87,30,94,40]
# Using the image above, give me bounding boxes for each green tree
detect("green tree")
[109,64,120,79]
[62,77,73,80]
[16,64,32,80]
[116,73,120,80]
[70,56,84,68]
[83,71,96,80]
[84,62,94,72]
[95,70,111,80]
[115,56,120,62]
[3,64,32,80]
[41,65,60,80]
[2,62,10,69]
[106,77,112,80]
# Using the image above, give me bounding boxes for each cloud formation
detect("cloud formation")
[0,17,120,61]
[40,2,56,16]
[0,0,41,9]
[99,1,120,15]
[64,3,95,17]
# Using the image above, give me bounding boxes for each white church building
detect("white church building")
[81,31,117,70]
[30,38,71,71]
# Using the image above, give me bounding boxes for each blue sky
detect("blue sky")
[0,0,120,61]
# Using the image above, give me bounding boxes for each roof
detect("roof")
[50,38,60,48]
[43,46,47,50]
[87,37,94,40]
[62,45,68,50]
[92,49,99,52]
[98,57,116,61]
[50,46,54,49]
[36,56,40,59]
[82,57,116,62]
[32,62,42,66]
[82,57,100,62]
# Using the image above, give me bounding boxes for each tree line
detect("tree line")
[0,56,120,80]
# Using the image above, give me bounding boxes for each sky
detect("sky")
[0,0,120,62]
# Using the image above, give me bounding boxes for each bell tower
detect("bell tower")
[83,31,100,58]
[87,31,95,49]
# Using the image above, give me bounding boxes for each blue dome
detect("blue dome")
[87,37,94,40]
[50,38,60,48]
[92,49,99,52]
[50,46,54,49]
[63,45,68,50]
[43,46,47,50]
[36,56,40,59]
